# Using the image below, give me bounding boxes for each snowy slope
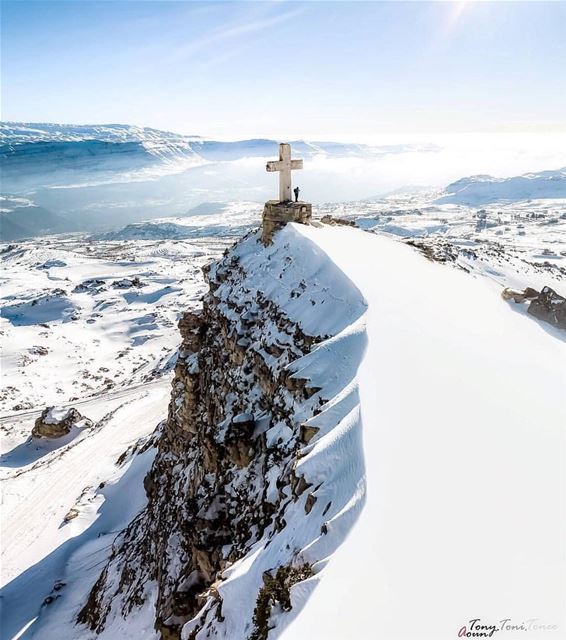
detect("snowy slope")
[172,224,564,640]
[282,225,566,640]
[0,233,230,639]
[321,193,566,298]
[0,385,168,640]
[0,236,227,413]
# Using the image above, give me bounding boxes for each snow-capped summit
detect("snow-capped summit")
[436,167,566,204]
[0,121,203,146]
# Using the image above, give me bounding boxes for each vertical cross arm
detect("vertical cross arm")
[266,143,304,203]
[279,143,291,161]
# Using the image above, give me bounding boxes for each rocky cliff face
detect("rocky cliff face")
[78,226,367,639]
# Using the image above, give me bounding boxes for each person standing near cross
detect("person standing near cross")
[261,142,311,245]
[266,143,303,203]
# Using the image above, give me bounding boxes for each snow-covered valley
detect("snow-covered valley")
[1,127,566,640]
[0,233,229,414]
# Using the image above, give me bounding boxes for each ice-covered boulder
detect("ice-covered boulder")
[32,406,93,439]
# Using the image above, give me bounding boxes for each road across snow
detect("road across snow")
[283,225,566,640]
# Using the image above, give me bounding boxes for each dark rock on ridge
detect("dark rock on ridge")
[527,286,566,330]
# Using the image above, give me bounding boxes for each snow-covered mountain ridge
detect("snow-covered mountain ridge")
[6,224,368,639]
[0,122,203,146]
[2,211,565,639]
[2,124,565,639]
[435,167,566,204]
[0,121,431,157]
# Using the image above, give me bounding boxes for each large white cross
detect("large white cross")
[266,143,303,203]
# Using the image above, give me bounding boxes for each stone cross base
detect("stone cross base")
[261,200,312,246]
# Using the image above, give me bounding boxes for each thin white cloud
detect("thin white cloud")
[167,6,305,64]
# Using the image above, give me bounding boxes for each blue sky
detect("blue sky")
[2,1,565,138]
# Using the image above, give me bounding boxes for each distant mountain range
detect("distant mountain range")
[0,122,439,240]
[435,168,566,205]
[1,122,565,241]
[1,122,428,187]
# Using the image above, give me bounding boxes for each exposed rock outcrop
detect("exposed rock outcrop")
[77,227,366,640]
[32,406,92,439]
[502,285,566,330]
[527,286,566,330]
[501,287,539,303]
[112,276,145,289]
[249,564,314,640]
[73,279,106,294]
[320,214,355,227]
[261,201,312,245]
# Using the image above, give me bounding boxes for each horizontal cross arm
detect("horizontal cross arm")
[266,160,284,172]
[266,159,303,172]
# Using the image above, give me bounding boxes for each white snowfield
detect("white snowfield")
[0,382,169,640]
[282,225,566,640]
[0,235,227,413]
